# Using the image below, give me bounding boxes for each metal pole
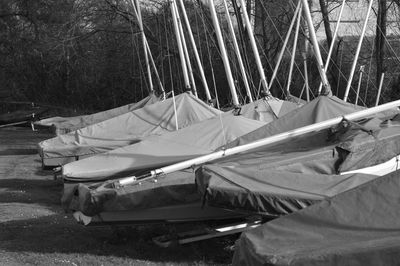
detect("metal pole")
[173,0,198,97]
[115,98,400,187]
[133,0,153,93]
[170,0,191,90]
[208,0,240,106]
[130,1,165,97]
[376,72,385,106]
[301,0,331,95]
[269,2,301,91]
[318,0,346,94]
[355,65,365,105]
[177,0,211,101]
[222,0,253,102]
[172,90,179,130]
[237,0,270,94]
[343,0,374,102]
[287,6,302,95]
[303,50,310,102]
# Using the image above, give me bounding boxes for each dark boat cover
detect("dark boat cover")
[233,169,400,266]
[196,114,400,216]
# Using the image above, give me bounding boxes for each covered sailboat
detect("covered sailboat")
[62,113,266,181]
[61,96,298,181]
[196,109,400,216]
[233,169,400,266]
[35,93,160,135]
[63,95,394,225]
[38,92,221,167]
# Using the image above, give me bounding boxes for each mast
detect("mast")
[269,2,301,91]
[170,0,191,91]
[237,0,269,94]
[173,0,198,97]
[177,0,212,101]
[317,0,346,95]
[375,72,385,106]
[355,65,364,105]
[208,0,240,106]
[129,1,165,97]
[301,0,331,96]
[134,0,153,93]
[343,0,373,102]
[287,5,302,95]
[222,0,252,102]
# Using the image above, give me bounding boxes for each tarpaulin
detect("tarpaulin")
[38,93,221,166]
[233,169,400,266]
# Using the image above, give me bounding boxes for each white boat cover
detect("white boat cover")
[35,93,160,135]
[233,169,400,266]
[226,96,365,148]
[38,93,221,166]
[61,97,299,181]
[62,113,266,181]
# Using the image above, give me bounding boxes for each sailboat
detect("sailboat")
[38,92,221,167]
[63,94,400,226]
[34,93,160,135]
[61,0,400,238]
[233,169,400,265]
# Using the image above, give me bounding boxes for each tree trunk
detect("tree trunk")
[319,0,333,47]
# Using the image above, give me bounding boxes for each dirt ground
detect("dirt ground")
[0,127,235,266]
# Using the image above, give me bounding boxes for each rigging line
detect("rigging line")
[124,0,145,98]
[193,3,208,96]
[195,3,242,85]
[163,6,174,93]
[157,10,165,91]
[375,22,400,66]
[133,25,148,98]
[231,0,257,97]
[336,42,343,96]
[220,14,248,103]
[296,15,369,104]
[364,38,375,104]
[198,3,218,104]
[259,0,307,85]
[195,1,257,100]
[340,23,380,100]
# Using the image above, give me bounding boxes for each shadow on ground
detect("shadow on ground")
[0,211,236,264]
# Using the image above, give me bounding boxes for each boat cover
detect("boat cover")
[62,113,266,181]
[237,97,300,122]
[196,114,400,216]
[226,96,365,148]
[38,93,221,166]
[62,97,392,217]
[233,169,400,266]
[59,96,297,175]
[35,93,160,135]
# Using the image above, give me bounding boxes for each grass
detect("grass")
[0,127,236,265]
